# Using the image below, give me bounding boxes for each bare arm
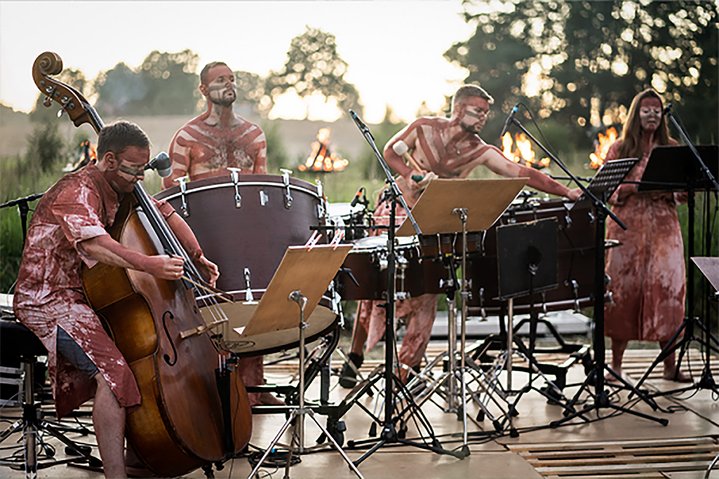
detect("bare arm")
[163,128,191,189]
[481,147,577,199]
[166,212,219,285]
[252,130,268,174]
[383,125,417,178]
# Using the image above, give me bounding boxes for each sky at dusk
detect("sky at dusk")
[0,1,476,122]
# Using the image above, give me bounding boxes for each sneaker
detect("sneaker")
[339,353,364,389]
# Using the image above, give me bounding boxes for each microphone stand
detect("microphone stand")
[346,110,462,465]
[0,192,45,246]
[504,115,666,427]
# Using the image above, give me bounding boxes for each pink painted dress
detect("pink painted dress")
[604,140,686,341]
[13,164,175,417]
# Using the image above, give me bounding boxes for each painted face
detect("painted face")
[638,97,663,132]
[107,146,150,194]
[459,97,491,134]
[203,65,236,107]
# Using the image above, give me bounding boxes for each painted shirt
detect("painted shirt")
[164,116,267,188]
[13,164,175,417]
[604,140,686,341]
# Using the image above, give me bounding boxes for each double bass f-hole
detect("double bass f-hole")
[162,311,178,366]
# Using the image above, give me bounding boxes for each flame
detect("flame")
[589,127,618,169]
[502,132,550,169]
[300,128,349,173]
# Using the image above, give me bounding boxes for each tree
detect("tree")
[447,1,718,142]
[138,49,201,115]
[94,62,146,117]
[95,50,200,116]
[266,26,363,119]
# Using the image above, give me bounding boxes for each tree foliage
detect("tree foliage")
[447,0,718,142]
[266,26,363,118]
[95,50,200,116]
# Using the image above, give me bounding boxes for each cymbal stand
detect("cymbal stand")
[248,291,363,479]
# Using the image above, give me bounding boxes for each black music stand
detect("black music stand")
[551,158,668,428]
[631,145,719,394]
[486,218,577,435]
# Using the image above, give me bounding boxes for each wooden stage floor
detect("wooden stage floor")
[1,346,718,478]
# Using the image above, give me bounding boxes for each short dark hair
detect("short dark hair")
[97,121,150,159]
[200,61,230,85]
[452,84,495,110]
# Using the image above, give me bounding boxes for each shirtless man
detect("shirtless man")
[163,62,280,406]
[340,84,581,387]
[163,61,267,187]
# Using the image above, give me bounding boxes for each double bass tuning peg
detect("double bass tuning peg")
[42,96,53,108]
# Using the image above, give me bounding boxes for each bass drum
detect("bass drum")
[467,199,596,315]
[156,173,336,355]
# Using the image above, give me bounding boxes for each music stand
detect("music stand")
[551,158,668,428]
[484,218,575,435]
[397,178,526,452]
[631,145,719,394]
[244,244,364,479]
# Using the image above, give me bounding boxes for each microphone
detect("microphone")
[500,103,519,138]
[663,102,673,115]
[348,109,371,136]
[350,186,365,207]
[146,151,172,178]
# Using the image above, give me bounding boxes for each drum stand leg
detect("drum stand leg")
[248,292,363,479]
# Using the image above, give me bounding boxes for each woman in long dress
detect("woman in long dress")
[604,88,690,382]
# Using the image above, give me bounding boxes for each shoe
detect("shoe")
[339,353,363,389]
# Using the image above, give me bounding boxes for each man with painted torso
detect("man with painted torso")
[164,62,281,406]
[340,84,581,387]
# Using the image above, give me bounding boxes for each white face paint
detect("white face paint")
[459,97,491,134]
[638,97,662,132]
[205,65,237,107]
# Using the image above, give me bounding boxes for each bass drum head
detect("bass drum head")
[208,301,338,356]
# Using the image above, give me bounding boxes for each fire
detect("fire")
[589,127,619,169]
[502,132,550,169]
[300,128,349,173]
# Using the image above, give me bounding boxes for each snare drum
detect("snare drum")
[338,235,445,300]
[156,173,337,355]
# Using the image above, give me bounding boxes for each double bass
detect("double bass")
[32,52,252,476]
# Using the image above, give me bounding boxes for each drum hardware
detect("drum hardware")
[228,167,243,207]
[175,176,190,217]
[243,268,256,303]
[280,168,294,209]
[0,320,102,477]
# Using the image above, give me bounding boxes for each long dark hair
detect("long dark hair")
[617,88,673,159]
